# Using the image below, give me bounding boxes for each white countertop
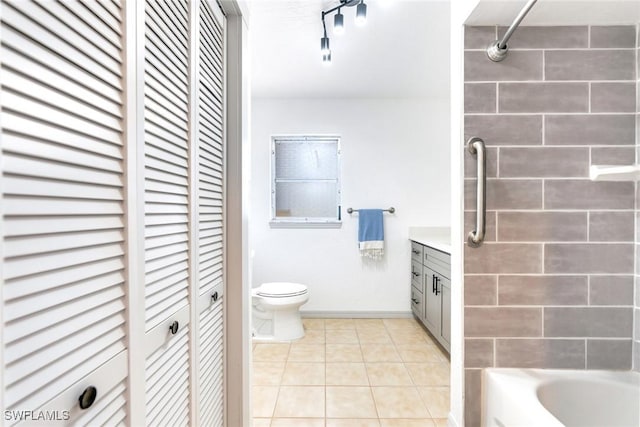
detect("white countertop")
[409,226,451,254]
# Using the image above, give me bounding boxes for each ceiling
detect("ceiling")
[247,0,451,99]
[465,0,640,25]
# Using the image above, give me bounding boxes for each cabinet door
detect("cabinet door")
[423,267,442,335]
[1,0,127,417]
[143,0,191,423]
[441,277,451,351]
[197,0,225,425]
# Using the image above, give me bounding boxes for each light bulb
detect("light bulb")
[334,11,344,35]
[320,36,330,54]
[355,2,367,26]
[322,51,332,65]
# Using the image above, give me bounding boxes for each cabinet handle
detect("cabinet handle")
[434,276,440,296]
[211,291,219,302]
[412,249,420,255]
[412,271,420,277]
[411,298,419,304]
[78,386,97,410]
[169,320,179,335]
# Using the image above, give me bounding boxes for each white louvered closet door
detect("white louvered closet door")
[197,1,225,425]
[0,0,128,424]
[142,0,192,425]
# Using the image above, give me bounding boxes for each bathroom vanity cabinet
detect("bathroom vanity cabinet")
[410,240,451,353]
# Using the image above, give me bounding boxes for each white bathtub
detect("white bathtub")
[482,368,640,427]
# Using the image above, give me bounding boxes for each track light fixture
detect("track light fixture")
[320,0,368,64]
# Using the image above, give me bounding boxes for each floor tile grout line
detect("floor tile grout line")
[253,318,450,425]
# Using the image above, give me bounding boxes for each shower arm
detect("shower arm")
[487,0,538,62]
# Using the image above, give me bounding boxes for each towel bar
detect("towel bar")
[347,207,395,214]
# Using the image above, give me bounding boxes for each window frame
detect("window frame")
[270,135,342,228]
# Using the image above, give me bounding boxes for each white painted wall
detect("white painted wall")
[249,98,450,313]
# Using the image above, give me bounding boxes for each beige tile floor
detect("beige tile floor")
[252,317,450,427]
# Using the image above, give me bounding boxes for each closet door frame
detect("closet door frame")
[124,0,146,424]
[222,4,251,426]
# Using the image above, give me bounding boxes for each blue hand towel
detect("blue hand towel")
[358,209,384,260]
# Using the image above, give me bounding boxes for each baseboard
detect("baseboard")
[300,310,413,319]
[447,413,459,427]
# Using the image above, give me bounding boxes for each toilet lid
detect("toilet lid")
[256,282,308,298]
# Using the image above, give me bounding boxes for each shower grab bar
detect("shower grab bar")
[487,0,538,62]
[467,137,486,248]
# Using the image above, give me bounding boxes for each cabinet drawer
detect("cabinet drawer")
[411,287,423,318]
[411,260,423,290]
[411,241,423,262]
[424,246,450,266]
[424,246,451,279]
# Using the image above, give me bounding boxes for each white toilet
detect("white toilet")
[251,282,309,341]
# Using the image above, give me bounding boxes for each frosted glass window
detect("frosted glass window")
[271,136,341,225]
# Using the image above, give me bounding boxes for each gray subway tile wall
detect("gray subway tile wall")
[591,82,637,112]
[498,82,589,113]
[498,147,589,178]
[589,211,635,241]
[495,339,586,368]
[464,83,496,113]
[591,146,636,165]
[544,307,633,337]
[589,276,635,305]
[497,211,588,242]
[544,180,635,209]
[545,114,636,145]
[545,50,635,81]
[465,115,543,145]
[544,243,634,274]
[587,339,633,369]
[464,339,494,368]
[464,275,497,306]
[497,275,588,305]
[464,25,637,424]
[590,25,637,48]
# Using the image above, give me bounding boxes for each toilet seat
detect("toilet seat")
[255,282,307,298]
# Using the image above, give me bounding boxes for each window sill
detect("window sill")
[269,220,342,229]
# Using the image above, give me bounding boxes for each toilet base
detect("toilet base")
[251,309,305,342]
[272,309,304,341]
